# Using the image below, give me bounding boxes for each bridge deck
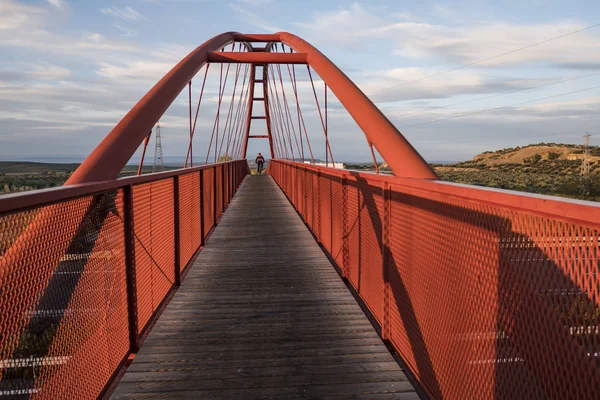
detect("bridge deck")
[111,175,419,399]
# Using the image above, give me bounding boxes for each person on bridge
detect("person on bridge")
[256,153,265,175]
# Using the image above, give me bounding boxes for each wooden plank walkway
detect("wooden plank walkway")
[111,175,419,399]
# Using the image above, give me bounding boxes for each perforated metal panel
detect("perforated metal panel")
[215,166,223,218]
[0,160,248,399]
[203,168,215,236]
[178,172,201,270]
[269,159,600,400]
[0,191,129,399]
[357,179,385,325]
[133,179,175,332]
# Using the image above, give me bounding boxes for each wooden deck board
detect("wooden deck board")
[111,175,419,399]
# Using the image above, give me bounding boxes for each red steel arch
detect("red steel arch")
[67,32,436,184]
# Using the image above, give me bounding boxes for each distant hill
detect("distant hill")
[433,143,600,201]
[472,143,600,166]
[0,161,80,175]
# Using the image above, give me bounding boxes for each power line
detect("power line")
[410,130,590,147]
[369,22,600,97]
[388,70,600,118]
[401,84,600,129]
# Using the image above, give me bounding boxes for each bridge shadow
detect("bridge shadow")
[328,171,600,400]
[1,192,120,395]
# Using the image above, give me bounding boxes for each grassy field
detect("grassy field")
[0,162,178,194]
[352,143,600,202]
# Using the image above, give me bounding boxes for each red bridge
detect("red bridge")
[0,32,599,399]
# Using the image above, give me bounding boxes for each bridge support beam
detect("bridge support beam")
[67,31,435,183]
[67,32,241,184]
[278,32,436,179]
[207,52,307,64]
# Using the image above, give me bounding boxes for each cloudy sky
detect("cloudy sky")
[1,0,599,163]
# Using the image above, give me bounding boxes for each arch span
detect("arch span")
[68,32,436,184]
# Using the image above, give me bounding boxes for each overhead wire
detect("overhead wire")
[402,84,600,129]
[369,22,600,96]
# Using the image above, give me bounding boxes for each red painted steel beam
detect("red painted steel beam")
[277,32,436,179]
[233,33,280,42]
[68,31,434,183]
[67,32,241,184]
[207,52,307,64]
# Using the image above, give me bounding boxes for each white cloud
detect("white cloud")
[113,23,137,37]
[0,1,141,57]
[30,63,71,80]
[0,62,71,81]
[430,4,454,20]
[297,3,600,68]
[100,6,146,21]
[238,0,274,6]
[47,0,69,11]
[96,60,175,81]
[0,0,46,30]
[0,28,140,56]
[230,4,283,32]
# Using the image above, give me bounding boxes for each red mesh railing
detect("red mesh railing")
[215,166,223,218]
[0,160,248,399]
[178,172,201,271]
[134,179,175,332]
[269,159,600,400]
[202,168,215,236]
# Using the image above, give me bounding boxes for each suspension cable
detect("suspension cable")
[274,45,303,161]
[266,71,287,160]
[185,64,210,168]
[266,65,286,158]
[227,63,250,158]
[325,82,328,167]
[232,64,253,159]
[286,55,314,163]
[218,48,243,158]
[264,69,284,159]
[188,80,192,167]
[283,44,305,160]
[274,67,302,160]
[265,64,283,159]
[137,129,152,175]
[205,60,231,164]
[307,66,335,165]
[268,65,296,160]
[369,142,379,174]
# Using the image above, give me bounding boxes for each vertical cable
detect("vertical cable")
[186,64,210,167]
[308,66,335,165]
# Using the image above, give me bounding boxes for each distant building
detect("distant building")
[304,160,345,169]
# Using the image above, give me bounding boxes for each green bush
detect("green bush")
[547,152,560,160]
[526,154,542,164]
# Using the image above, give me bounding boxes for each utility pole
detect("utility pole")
[153,121,165,173]
[581,133,591,177]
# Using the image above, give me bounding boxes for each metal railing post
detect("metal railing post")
[200,170,205,246]
[123,185,139,352]
[317,170,321,241]
[173,176,181,286]
[303,167,308,218]
[229,163,233,201]
[341,174,348,279]
[213,165,217,224]
[382,182,391,340]
[222,165,226,211]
